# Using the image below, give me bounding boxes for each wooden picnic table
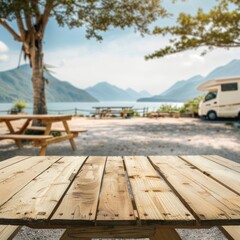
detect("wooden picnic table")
[92,106,133,118]
[0,114,77,156]
[0,155,239,240]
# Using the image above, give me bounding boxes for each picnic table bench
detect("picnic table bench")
[0,114,86,156]
[92,106,133,118]
[0,155,239,240]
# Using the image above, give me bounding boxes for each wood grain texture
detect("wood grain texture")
[149,227,181,240]
[0,156,30,170]
[0,156,86,224]
[220,226,240,240]
[181,155,240,195]
[124,156,195,225]
[150,156,240,225]
[0,156,61,207]
[97,156,135,224]
[60,225,155,238]
[35,134,74,147]
[51,156,106,225]
[26,126,87,133]
[0,225,21,240]
[0,134,53,140]
[203,155,240,173]
[0,115,72,121]
[60,230,90,240]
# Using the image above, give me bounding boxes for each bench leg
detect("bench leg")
[5,121,23,148]
[39,146,47,156]
[149,228,181,240]
[63,120,77,151]
[38,122,52,156]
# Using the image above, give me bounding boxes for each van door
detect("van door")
[202,91,218,115]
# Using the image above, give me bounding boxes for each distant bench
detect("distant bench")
[92,106,133,118]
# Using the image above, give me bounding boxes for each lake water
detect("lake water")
[0,101,183,115]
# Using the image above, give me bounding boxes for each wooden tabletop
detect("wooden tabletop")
[0,155,239,228]
[0,114,72,122]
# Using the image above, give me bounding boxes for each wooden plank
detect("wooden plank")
[150,156,240,225]
[0,156,30,170]
[124,156,195,225]
[26,126,87,133]
[0,225,21,240]
[219,226,240,240]
[35,134,74,147]
[0,156,86,224]
[60,225,155,239]
[60,231,90,240]
[180,155,240,195]
[0,156,61,207]
[149,227,181,240]
[203,155,240,173]
[0,134,53,140]
[51,156,107,225]
[96,156,135,224]
[0,115,72,123]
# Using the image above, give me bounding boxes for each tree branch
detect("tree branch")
[0,18,22,42]
[30,0,41,23]
[15,10,26,41]
[42,0,55,34]
[24,4,33,31]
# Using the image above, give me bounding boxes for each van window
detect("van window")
[221,82,238,91]
[204,91,217,102]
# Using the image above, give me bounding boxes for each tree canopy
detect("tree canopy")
[0,0,167,114]
[146,0,240,59]
[0,0,167,61]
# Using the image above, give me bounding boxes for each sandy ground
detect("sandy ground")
[0,117,240,240]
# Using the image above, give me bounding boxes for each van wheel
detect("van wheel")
[207,111,217,120]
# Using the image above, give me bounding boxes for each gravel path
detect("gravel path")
[0,117,239,240]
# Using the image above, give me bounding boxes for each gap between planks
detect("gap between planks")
[0,156,87,225]
[149,156,240,226]
[179,155,240,196]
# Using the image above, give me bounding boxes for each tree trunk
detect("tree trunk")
[31,39,47,115]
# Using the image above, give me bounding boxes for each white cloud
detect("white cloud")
[0,40,9,62]
[0,54,8,61]
[43,35,240,95]
[0,41,8,53]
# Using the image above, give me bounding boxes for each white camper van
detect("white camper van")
[197,76,240,120]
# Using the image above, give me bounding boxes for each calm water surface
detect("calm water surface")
[0,101,183,115]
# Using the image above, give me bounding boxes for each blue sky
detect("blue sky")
[1,0,240,95]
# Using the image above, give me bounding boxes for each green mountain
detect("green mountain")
[0,65,98,103]
[138,59,240,102]
[86,82,151,101]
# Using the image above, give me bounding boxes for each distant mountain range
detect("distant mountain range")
[138,59,240,102]
[0,65,98,103]
[1,60,240,103]
[85,82,151,101]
